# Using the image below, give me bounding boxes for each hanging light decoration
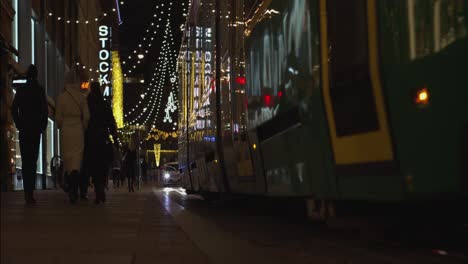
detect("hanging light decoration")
[112,51,124,128]
[122,0,188,130]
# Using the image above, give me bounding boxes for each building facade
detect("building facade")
[0,0,106,191]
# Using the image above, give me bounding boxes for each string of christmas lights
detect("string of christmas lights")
[45,1,124,25]
[135,21,178,129]
[123,0,188,130]
[127,32,171,126]
[123,2,175,118]
[125,22,172,124]
[124,7,182,125]
[151,20,179,129]
[121,2,175,76]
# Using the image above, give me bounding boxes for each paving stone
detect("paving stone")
[1,186,211,264]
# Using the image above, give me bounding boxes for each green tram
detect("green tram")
[177,0,468,217]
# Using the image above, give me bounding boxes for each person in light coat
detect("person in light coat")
[55,69,90,204]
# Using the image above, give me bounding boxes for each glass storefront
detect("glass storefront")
[13,130,21,169]
[6,1,62,191]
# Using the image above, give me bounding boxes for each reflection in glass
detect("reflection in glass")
[245,0,319,128]
[408,0,466,60]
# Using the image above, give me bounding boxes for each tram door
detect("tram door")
[320,0,395,175]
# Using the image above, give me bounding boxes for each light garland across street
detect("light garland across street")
[124,0,189,130]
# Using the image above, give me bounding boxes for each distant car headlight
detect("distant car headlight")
[164,173,170,179]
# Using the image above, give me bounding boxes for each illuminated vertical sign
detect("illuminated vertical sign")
[99,25,112,99]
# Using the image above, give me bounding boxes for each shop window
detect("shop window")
[37,137,43,174]
[12,0,18,61]
[57,129,61,156]
[14,131,21,169]
[46,119,54,176]
[31,17,36,64]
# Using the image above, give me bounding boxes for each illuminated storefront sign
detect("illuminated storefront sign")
[98,25,112,99]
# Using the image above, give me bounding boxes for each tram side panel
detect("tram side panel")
[318,0,468,202]
[376,1,468,199]
[243,0,336,198]
[179,0,468,204]
[215,0,267,195]
[178,1,226,194]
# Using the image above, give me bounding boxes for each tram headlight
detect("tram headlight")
[164,173,170,179]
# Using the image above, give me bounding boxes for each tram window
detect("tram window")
[378,0,466,63]
[407,0,466,60]
[327,0,380,137]
[377,1,409,64]
[245,0,319,128]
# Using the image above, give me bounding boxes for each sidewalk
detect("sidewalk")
[0,186,210,264]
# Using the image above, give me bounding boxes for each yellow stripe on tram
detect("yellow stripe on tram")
[320,0,394,165]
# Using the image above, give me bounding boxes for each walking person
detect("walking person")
[84,82,117,204]
[11,65,48,205]
[120,145,127,188]
[112,144,122,188]
[56,69,90,204]
[140,158,148,184]
[125,136,137,192]
[80,149,90,200]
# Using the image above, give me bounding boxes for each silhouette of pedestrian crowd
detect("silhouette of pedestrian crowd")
[11,65,140,206]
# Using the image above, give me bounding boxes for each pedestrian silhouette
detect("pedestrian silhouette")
[55,69,90,204]
[112,144,122,188]
[11,64,48,205]
[84,82,117,204]
[125,136,137,192]
[141,158,148,183]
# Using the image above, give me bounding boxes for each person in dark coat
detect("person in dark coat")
[125,136,137,192]
[120,144,128,187]
[84,82,117,204]
[140,158,148,183]
[111,144,122,188]
[11,65,48,205]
